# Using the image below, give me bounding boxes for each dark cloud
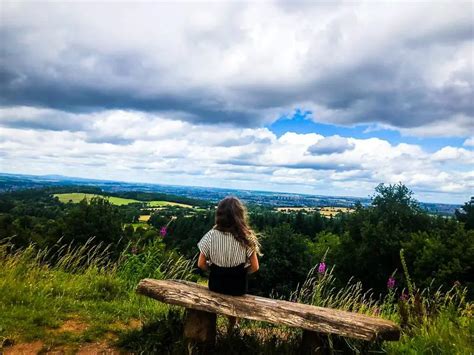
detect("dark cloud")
[85,136,134,145]
[0,1,472,134]
[213,136,272,147]
[307,136,355,155]
[280,161,360,171]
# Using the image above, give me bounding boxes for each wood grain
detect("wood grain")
[136,279,400,342]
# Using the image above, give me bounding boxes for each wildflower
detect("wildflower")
[160,226,167,237]
[131,246,138,255]
[400,292,409,301]
[318,262,326,274]
[387,277,396,289]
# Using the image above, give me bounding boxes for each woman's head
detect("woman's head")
[215,196,260,254]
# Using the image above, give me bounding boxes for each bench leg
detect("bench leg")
[301,330,325,355]
[184,309,216,355]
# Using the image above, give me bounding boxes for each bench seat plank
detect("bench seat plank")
[136,279,400,342]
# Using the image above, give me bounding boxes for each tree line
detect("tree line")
[0,184,472,298]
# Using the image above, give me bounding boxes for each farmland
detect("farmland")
[275,206,354,217]
[54,193,140,205]
[53,193,193,208]
[147,200,192,208]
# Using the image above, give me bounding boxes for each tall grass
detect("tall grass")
[289,258,473,354]
[0,238,193,350]
[1,239,472,354]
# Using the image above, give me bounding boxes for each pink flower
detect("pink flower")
[387,277,396,289]
[160,226,167,237]
[318,262,326,274]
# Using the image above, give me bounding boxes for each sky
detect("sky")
[0,1,473,204]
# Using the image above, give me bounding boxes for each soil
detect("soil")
[2,318,143,354]
[3,341,44,354]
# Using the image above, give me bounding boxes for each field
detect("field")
[138,215,151,222]
[54,193,140,206]
[275,206,355,218]
[147,200,192,208]
[54,193,193,208]
[275,207,318,212]
[319,207,354,218]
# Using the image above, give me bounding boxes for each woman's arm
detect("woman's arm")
[197,252,209,271]
[247,252,259,274]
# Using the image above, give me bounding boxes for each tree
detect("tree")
[250,224,314,297]
[455,198,474,230]
[335,183,430,292]
[63,196,124,253]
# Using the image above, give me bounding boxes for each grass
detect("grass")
[1,239,472,354]
[0,239,190,352]
[147,200,193,208]
[54,193,140,206]
[54,192,193,208]
[129,222,150,230]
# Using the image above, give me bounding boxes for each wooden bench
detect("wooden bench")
[137,279,400,354]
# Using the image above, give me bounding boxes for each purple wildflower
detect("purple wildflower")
[160,226,167,237]
[387,277,396,289]
[400,292,409,301]
[318,262,326,274]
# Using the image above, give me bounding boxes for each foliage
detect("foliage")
[118,238,197,290]
[455,198,474,230]
[250,224,314,297]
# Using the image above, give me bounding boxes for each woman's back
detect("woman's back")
[198,229,253,268]
[197,196,260,297]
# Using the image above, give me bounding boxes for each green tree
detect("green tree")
[63,197,124,253]
[250,224,314,297]
[336,183,430,292]
[455,198,474,230]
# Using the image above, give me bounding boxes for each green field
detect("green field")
[54,193,193,208]
[54,193,141,206]
[147,200,192,208]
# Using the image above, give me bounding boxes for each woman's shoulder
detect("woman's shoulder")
[205,228,232,239]
[204,228,220,238]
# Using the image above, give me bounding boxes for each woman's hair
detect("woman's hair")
[214,196,261,255]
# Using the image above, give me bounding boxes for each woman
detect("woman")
[197,196,260,332]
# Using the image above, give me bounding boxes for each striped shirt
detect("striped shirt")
[198,229,254,267]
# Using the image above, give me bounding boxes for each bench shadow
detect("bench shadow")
[115,309,384,354]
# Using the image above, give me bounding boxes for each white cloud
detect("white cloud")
[0,106,472,203]
[463,137,474,147]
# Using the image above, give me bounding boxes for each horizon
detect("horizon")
[0,1,473,205]
[1,171,464,206]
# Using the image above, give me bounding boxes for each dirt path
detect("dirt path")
[3,341,122,354]
[2,318,142,354]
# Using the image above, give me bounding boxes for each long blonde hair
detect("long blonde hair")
[214,196,261,255]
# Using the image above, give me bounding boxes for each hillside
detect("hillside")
[1,183,473,353]
[1,240,472,354]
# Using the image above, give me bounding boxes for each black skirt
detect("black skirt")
[208,263,248,296]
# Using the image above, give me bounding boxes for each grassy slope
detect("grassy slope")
[54,193,141,206]
[1,243,472,354]
[53,193,193,208]
[0,244,168,352]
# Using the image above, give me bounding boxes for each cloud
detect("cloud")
[463,137,474,147]
[307,135,355,155]
[0,1,472,135]
[0,107,472,203]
